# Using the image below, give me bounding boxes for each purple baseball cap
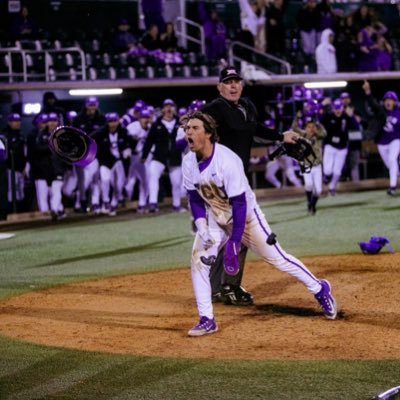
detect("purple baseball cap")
[163,98,175,107]
[67,110,77,120]
[178,107,188,117]
[332,99,343,110]
[47,112,59,121]
[383,91,398,102]
[139,109,151,119]
[264,118,275,129]
[8,113,21,122]
[219,66,243,83]
[340,92,350,100]
[35,113,48,124]
[85,96,99,106]
[105,112,120,122]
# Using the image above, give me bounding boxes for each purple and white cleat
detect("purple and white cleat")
[315,279,337,320]
[188,316,218,337]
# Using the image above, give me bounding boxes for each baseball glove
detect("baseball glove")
[49,126,97,167]
[269,137,316,173]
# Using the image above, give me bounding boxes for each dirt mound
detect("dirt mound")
[0,253,399,360]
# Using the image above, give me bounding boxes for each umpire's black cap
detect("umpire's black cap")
[219,66,243,83]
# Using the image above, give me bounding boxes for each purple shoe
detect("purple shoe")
[188,316,218,337]
[315,279,337,320]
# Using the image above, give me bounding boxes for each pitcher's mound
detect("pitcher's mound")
[0,253,399,360]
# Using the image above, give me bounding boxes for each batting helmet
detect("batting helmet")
[49,126,97,167]
[359,236,395,255]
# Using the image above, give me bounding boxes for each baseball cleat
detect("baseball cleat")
[315,279,337,320]
[221,285,254,306]
[188,316,218,336]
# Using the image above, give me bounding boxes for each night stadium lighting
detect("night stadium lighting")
[69,89,123,96]
[304,81,348,89]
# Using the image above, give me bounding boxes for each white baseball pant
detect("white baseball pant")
[100,160,125,207]
[35,179,64,213]
[377,139,400,188]
[76,159,100,207]
[191,204,322,319]
[265,156,302,188]
[125,154,149,207]
[148,160,182,208]
[323,145,348,191]
[303,164,323,196]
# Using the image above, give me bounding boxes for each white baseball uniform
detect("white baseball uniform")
[183,143,322,320]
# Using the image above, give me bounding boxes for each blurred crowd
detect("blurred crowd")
[1,82,399,222]
[1,1,397,74]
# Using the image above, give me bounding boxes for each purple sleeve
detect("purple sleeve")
[188,190,206,220]
[229,192,247,242]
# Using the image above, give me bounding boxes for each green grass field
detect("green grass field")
[0,190,399,400]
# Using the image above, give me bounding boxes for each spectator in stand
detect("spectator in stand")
[357,24,379,72]
[11,6,38,41]
[315,28,337,74]
[140,24,162,51]
[265,0,286,56]
[141,99,184,213]
[160,22,178,52]
[336,13,359,72]
[375,34,392,71]
[141,0,165,33]
[315,0,337,35]
[2,113,28,210]
[93,113,133,216]
[353,3,374,31]
[237,0,265,51]
[197,0,227,61]
[113,19,137,53]
[297,0,320,57]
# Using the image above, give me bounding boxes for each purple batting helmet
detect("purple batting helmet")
[359,236,395,255]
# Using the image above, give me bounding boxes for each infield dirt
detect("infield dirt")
[0,253,399,360]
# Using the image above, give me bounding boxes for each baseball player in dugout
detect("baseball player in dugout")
[201,66,300,306]
[181,111,337,336]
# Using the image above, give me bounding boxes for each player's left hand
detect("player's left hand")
[282,130,300,144]
[223,239,240,276]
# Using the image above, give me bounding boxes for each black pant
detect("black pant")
[210,244,248,294]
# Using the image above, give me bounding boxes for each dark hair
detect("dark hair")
[180,110,219,143]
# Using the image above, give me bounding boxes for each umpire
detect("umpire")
[201,66,299,306]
